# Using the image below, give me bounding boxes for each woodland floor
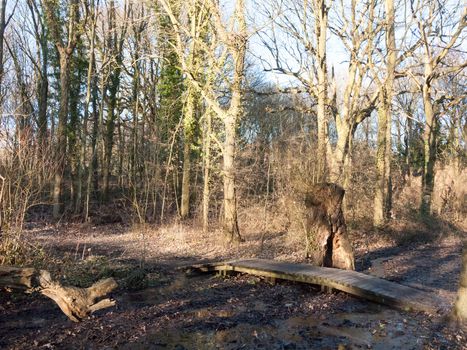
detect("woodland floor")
[0,220,466,349]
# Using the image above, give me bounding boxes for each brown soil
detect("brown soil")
[0,222,465,349]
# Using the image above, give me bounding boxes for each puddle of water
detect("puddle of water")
[124,306,424,350]
[278,310,419,349]
[119,274,426,349]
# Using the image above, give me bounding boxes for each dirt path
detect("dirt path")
[0,223,465,349]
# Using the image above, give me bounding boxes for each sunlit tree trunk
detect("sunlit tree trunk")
[202,109,212,232]
[223,111,241,240]
[180,87,195,219]
[420,65,436,215]
[0,0,6,85]
[179,0,208,220]
[405,113,413,183]
[315,0,329,181]
[452,241,467,324]
[220,0,246,242]
[373,0,395,227]
[69,47,84,210]
[373,102,391,226]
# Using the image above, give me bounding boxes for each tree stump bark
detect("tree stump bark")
[0,266,117,322]
[304,183,355,270]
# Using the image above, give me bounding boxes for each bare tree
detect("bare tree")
[329,0,381,186]
[81,0,99,218]
[102,0,130,201]
[257,0,331,181]
[180,1,209,219]
[401,0,466,215]
[258,0,382,187]
[42,0,81,219]
[157,0,247,241]
[371,0,396,227]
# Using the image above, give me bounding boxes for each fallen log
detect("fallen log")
[0,266,117,322]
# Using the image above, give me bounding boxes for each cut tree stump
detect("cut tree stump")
[305,183,355,270]
[0,266,117,322]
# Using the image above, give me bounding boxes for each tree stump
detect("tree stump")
[0,266,117,322]
[304,183,355,270]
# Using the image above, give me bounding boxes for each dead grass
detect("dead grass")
[13,161,467,278]
[25,214,313,272]
[393,165,467,229]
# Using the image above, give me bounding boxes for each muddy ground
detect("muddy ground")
[0,223,466,349]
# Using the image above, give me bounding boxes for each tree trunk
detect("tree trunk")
[373,0,395,227]
[202,110,212,233]
[68,54,83,210]
[373,103,390,227]
[181,87,196,219]
[85,60,99,221]
[0,0,6,85]
[220,0,246,242]
[404,115,413,183]
[315,0,329,182]
[223,114,241,241]
[102,86,118,201]
[331,119,356,185]
[452,240,467,324]
[80,13,97,216]
[37,35,49,141]
[180,141,191,219]
[101,0,125,202]
[420,81,436,216]
[0,266,117,322]
[43,0,79,219]
[53,52,71,219]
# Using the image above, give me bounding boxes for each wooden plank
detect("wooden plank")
[186,258,445,314]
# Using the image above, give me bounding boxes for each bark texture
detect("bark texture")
[315,0,329,182]
[305,183,355,270]
[220,0,246,242]
[420,75,436,215]
[0,0,6,84]
[373,0,395,227]
[0,266,117,322]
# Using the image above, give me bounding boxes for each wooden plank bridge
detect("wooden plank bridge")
[186,259,445,314]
